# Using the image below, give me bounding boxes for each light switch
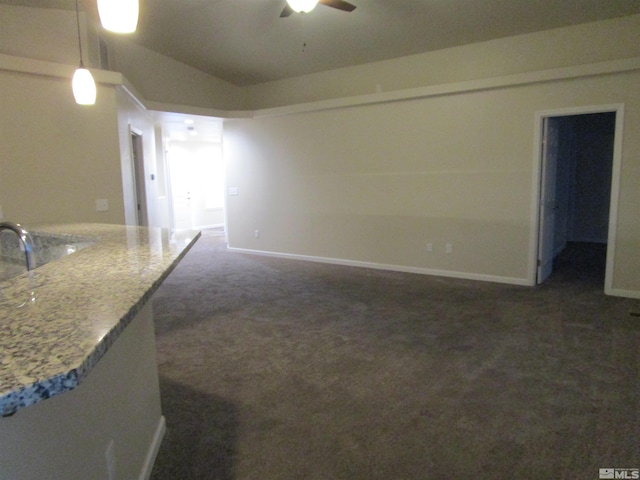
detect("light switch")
[96,199,109,212]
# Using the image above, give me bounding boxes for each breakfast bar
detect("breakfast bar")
[0,223,199,480]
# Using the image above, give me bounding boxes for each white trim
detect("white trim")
[606,288,640,300]
[2,52,639,119]
[145,100,252,119]
[227,247,530,286]
[605,105,625,295]
[0,53,123,84]
[530,104,625,293]
[195,223,225,230]
[252,57,640,118]
[138,415,166,480]
[528,113,545,286]
[129,125,149,227]
[117,83,147,112]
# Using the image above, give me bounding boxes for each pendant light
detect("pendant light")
[286,0,319,13]
[98,0,139,33]
[72,0,96,105]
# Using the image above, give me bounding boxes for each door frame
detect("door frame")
[536,116,560,284]
[130,126,149,227]
[529,103,625,292]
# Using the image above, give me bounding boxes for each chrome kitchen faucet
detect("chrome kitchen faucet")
[0,222,36,271]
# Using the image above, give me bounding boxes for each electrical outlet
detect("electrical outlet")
[254,229,260,239]
[96,199,109,212]
[426,243,433,252]
[445,243,453,254]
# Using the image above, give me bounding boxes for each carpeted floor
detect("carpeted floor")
[150,232,639,480]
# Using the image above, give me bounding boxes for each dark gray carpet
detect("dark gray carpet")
[150,233,640,480]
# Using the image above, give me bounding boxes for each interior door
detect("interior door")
[537,117,559,283]
[168,152,194,230]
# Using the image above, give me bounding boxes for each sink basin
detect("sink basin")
[0,231,94,282]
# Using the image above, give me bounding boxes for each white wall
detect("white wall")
[0,4,245,113]
[0,5,96,67]
[108,38,246,111]
[2,4,639,295]
[0,4,241,229]
[0,67,125,225]
[224,69,640,293]
[116,89,171,227]
[223,15,640,297]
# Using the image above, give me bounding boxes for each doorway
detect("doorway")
[534,106,623,291]
[166,142,225,231]
[154,113,225,233]
[130,128,148,227]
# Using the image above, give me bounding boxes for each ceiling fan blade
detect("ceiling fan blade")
[319,0,356,12]
[280,3,294,17]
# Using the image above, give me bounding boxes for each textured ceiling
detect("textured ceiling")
[4,0,640,86]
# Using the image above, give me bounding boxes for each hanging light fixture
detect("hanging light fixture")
[286,0,319,13]
[98,0,139,33]
[72,0,96,105]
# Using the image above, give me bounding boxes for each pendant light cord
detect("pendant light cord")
[75,0,85,68]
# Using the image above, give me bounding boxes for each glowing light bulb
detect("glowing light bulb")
[98,0,139,33]
[287,0,319,13]
[72,67,96,105]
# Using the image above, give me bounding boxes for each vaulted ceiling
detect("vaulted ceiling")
[4,0,640,86]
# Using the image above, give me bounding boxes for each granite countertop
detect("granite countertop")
[0,223,200,417]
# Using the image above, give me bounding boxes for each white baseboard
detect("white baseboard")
[195,223,225,230]
[605,287,640,299]
[138,415,167,480]
[226,247,531,286]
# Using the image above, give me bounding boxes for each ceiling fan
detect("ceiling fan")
[281,0,356,17]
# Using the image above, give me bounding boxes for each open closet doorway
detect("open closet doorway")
[535,106,623,291]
